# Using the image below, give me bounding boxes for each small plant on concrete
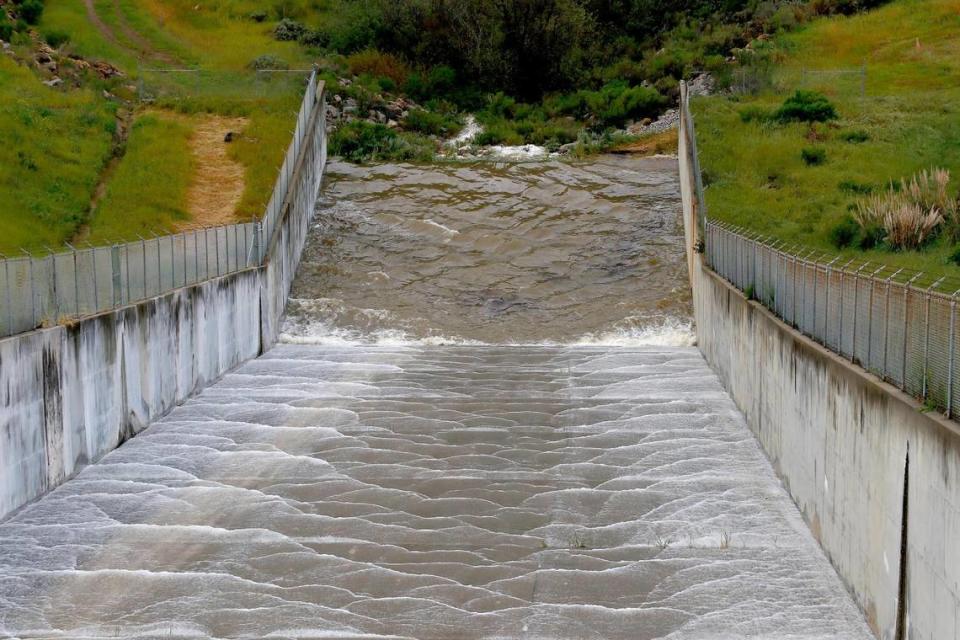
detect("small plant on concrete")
[745,283,756,300]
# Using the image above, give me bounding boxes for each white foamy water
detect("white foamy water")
[0,345,872,639]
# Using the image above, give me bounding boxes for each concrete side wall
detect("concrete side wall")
[680,92,960,640]
[0,270,262,518]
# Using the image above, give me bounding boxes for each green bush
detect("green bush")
[249,54,288,70]
[249,10,268,23]
[274,19,307,41]
[0,16,12,42]
[402,109,462,137]
[839,129,870,143]
[18,0,44,25]
[549,82,666,129]
[801,146,827,166]
[330,120,434,163]
[950,246,960,267]
[775,90,838,123]
[859,224,886,250]
[828,215,860,248]
[42,29,70,48]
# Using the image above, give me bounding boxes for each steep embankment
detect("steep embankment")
[695,0,960,274]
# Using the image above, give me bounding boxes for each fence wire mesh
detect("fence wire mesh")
[0,70,324,338]
[704,221,960,418]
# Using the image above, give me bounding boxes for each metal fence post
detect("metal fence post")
[882,269,903,380]
[901,274,922,391]
[65,242,80,318]
[922,278,944,400]
[948,290,960,418]
[111,245,121,307]
[138,235,148,300]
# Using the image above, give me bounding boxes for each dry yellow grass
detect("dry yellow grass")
[182,115,250,230]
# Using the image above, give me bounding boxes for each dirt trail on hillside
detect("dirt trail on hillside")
[83,0,181,65]
[181,115,250,229]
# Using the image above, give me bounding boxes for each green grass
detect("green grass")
[0,56,116,254]
[86,112,194,244]
[695,0,960,274]
[0,0,319,251]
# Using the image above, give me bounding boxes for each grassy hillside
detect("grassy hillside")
[695,0,960,274]
[0,0,316,254]
[0,55,115,252]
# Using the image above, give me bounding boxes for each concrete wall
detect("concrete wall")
[680,87,960,640]
[0,88,327,521]
[0,270,262,518]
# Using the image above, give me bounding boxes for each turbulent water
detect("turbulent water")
[0,157,873,639]
[282,157,693,346]
[0,345,871,639]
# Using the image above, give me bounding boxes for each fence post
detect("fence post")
[21,249,37,329]
[111,245,121,307]
[882,269,903,381]
[64,243,81,319]
[922,278,944,400]
[87,244,99,312]
[851,264,866,363]
[137,235,148,300]
[948,290,960,418]
[899,274,920,391]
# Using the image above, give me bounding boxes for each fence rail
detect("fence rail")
[0,69,324,338]
[681,83,960,419]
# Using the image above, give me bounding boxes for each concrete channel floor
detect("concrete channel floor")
[0,345,872,639]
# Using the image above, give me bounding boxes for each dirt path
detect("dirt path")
[72,108,134,244]
[181,115,250,229]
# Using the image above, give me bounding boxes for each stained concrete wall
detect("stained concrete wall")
[680,86,960,640]
[0,89,326,521]
[0,270,262,518]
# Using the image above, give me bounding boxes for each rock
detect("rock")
[102,90,115,100]
[686,73,715,98]
[559,143,577,154]
[224,132,235,143]
[92,61,124,79]
[36,52,52,64]
[333,94,342,104]
[369,110,387,124]
[387,119,399,129]
[43,77,62,88]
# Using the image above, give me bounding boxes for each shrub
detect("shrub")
[347,50,410,87]
[249,54,288,70]
[828,215,860,248]
[854,168,955,250]
[801,146,827,166]
[0,16,12,42]
[274,18,307,42]
[249,10,268,23]
[42,29,70,48]
[950,246,960,267]
[774,90,838,123]
[330,121,434,163]
[840,129,870,143]
[402,109,462,137]
[17,0,43,25]
[299,29,329,48]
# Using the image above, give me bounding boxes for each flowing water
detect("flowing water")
[0,157,873,639]
[282,157,692,346]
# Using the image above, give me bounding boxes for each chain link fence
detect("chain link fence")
[0,70,324,338]
[681,82,960,419]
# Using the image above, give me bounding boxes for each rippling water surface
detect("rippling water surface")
[283,156,692,346]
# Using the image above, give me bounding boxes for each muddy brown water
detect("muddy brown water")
[283,156,693,345]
